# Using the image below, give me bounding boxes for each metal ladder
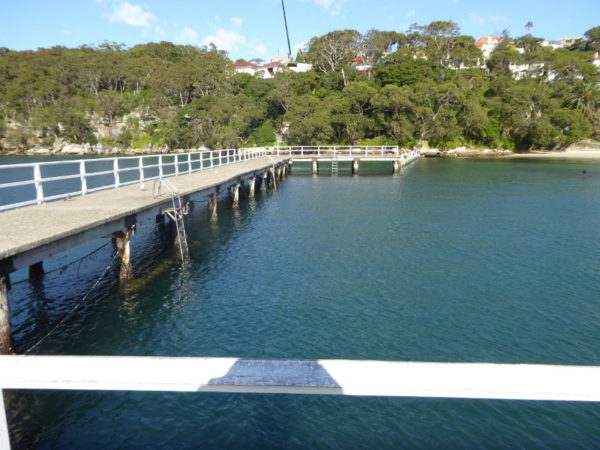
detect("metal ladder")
[153,179,189,262]
[331,157,339,175]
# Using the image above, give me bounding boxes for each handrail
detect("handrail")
[0,146,419,212]
[0,148,267,212]
[1,355,599,400]
[1,355,597,448]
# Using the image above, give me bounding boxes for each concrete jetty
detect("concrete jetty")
[0,155,290,354]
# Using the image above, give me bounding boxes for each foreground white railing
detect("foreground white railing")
[0,148,267,212]
[2,356,599,401]
[2,356,599,447]
[0,146,419,212]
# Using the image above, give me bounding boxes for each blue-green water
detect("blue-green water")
[5,157,600,448]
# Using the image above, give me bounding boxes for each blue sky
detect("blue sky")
[1,0,598,60]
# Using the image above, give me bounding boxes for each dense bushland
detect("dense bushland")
[0,22,598,152]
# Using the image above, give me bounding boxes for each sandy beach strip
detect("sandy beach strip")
[503,150,600,159]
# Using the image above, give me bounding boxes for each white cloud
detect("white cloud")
[469,12,485,25]
[176,27,198,44]
[231,17,244,27]
[292,40,309,55]
[204,28,246,52]
[406,9,416,17]
[488,15,508,23]
[469,12,508,26]
[108,2,157,27]
[302,0,347,16]
[142,24,166,40]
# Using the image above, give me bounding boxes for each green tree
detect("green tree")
[306,30,361,72]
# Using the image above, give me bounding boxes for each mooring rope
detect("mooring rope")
[11,240,113,287]
[23,246,121,354]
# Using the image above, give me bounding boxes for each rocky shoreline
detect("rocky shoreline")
[0,138,181,157]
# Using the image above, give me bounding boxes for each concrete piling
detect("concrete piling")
[260,171,268,192]
[269,167,277,189]
[312,159,319,175]
[28,261,44,283]
[208,186,220,221]
[0,275,13,354]
[208,194,217,220]
[112,227,135,281]
[352,158,360,175]
[230,183,240,208]
[393,159,401,174]
[248,177,256,199]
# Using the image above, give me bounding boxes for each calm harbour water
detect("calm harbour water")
[3,156,600,448]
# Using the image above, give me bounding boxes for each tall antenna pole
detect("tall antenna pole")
[281,0,292,59]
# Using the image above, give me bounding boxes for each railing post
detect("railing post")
[80,160,88,195]
[33,164,44,205]
[113,158,120,188]
[1,390,10,450]
[138,157,145,189]
[159,155,163,179]
[187,153,192,173]
[175,155,179,176]
[200,153,204,170]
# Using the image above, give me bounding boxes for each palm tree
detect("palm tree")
[567,82,600,121]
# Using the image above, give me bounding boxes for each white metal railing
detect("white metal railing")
[2,355,600,447]
[0,148,267,212]
[269,145,409,157]
[0,146,421,212]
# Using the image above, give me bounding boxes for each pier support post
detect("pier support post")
[208,186,220,221]
[0,275,13,354]
[248,177,256,199]
[230,183,240,209]
[112,227,135,281]
[269,167,277,189]
[393,159,401,174]
[352,158,360,175]
[208,194,217,220]
[1,388,10,450]
[260,172,268,192]
[312,158,319,175]
[28,261,44,283]
[0,273,11,449]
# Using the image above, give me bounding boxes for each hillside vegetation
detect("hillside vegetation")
[0,22,599,153]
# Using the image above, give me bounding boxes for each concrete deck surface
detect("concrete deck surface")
[0,157,287,263]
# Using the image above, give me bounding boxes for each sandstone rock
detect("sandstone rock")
[60,144,85,154]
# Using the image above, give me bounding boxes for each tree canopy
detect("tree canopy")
[0,22,598,152]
